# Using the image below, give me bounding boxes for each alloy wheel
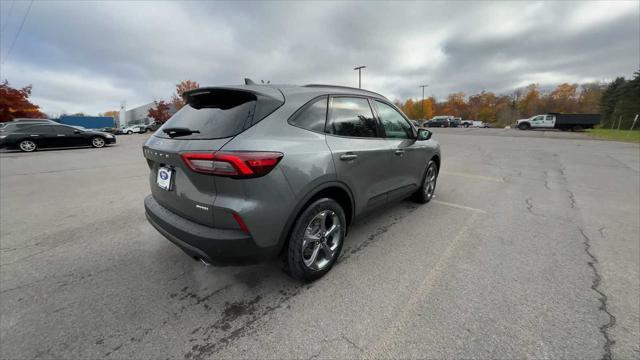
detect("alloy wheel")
[19,140,36,152]
[424,163,437,199]
[301,210,342,271]
[92,137,105,147]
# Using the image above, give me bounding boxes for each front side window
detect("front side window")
[327,97,378,138]
[375,101,413,139]
[289,96,328,133]
[54,126,77,134]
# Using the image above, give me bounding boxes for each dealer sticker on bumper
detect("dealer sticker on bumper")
[157,167,172,190]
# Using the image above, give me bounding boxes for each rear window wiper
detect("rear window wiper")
[162,127,201,137]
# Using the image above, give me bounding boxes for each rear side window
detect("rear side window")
[22,125,54,133]
[289,96,328,133]
[327,97,378,138]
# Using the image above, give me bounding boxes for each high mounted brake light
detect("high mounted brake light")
[181,151,283,178]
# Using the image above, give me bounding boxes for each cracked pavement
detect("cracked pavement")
[1,128,638,359]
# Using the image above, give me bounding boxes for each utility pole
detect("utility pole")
[419,84,429,120]
[353,66,366,88]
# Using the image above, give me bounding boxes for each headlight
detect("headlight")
[106,134,114,138]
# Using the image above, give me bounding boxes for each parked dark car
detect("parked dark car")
[0,123,116,152]
[449,119,460,128]
[144,122,159,132]
[425,118,450,127]
[98,127,123,135]
[143,83,441,281]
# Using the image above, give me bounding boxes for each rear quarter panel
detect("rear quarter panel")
[217,95,336,248]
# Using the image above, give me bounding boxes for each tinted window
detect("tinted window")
[21,125,54,133]
[328,97,377,138]
[289,96,328,132]
[53,125,77,134]
[375,101,413,139]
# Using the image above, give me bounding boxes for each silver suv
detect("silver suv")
[143,84,441,281]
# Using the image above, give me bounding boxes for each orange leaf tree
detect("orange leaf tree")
[148,100,172,124]
[171,80,200,111]
[0,80,45,122]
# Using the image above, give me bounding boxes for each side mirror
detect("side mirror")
[417,128,432,141]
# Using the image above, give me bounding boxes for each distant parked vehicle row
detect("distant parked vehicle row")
[0,123,116,152]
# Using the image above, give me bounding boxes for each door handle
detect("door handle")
[340,154,358,161]
[394,149,405,156]
[57,134,66,137]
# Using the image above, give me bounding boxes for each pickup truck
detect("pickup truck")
[516,113,599,131]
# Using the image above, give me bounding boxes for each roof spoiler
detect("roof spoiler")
[182,86,284,129]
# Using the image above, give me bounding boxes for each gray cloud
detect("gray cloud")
[0,0,637,114]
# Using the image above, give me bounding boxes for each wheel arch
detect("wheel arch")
[277,181,355,255]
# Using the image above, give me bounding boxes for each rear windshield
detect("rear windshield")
[156,101,256,140]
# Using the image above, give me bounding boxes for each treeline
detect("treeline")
[395,71,639,128]
[600,72,640,129]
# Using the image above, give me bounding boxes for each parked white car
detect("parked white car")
[122,125,145,134]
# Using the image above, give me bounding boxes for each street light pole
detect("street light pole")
[419,84,429,119]
[354,66,366,88]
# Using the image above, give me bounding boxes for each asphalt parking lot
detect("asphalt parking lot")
[1,129,638,359]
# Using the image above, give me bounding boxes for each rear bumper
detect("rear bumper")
[144,195,279,265]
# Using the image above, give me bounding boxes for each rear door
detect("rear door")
[143,87,283,227]
[373,100,427,201]
[543,114,555,128]
[324,96,392,213]
[20,125,56,148]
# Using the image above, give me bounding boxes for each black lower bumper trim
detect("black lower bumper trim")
[144,195,278,266]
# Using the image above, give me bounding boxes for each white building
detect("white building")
[120,102,177,127]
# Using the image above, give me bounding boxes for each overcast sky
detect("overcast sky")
[0,1,638,115]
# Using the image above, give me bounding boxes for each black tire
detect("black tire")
[572,125,582,132]
[127,130,133,135]
[286,198,346,282]
[18,139,37,152]
[413,160,438,204]
[518,123,531,130]
[91,136,106,148]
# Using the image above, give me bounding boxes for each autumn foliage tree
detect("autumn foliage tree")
[171,80,200,111]
[0,80,45,122]
[148,100,172,124]
[396,79,617,127]
[103,110,119,119]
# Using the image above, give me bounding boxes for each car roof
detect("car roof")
[188,84,390,102]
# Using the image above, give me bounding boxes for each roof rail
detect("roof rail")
[303,84,385,98]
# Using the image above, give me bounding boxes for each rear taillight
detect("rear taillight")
[181,151,283,178]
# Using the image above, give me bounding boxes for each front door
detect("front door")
[324,96,392,214]
[373,100,429,201]
[51,125,85,147]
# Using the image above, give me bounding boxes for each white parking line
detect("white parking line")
[432,200,487,214]
[368,212,480,357]
[441,171,505,183]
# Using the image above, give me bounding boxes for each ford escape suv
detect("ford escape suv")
[143,83,441,281]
